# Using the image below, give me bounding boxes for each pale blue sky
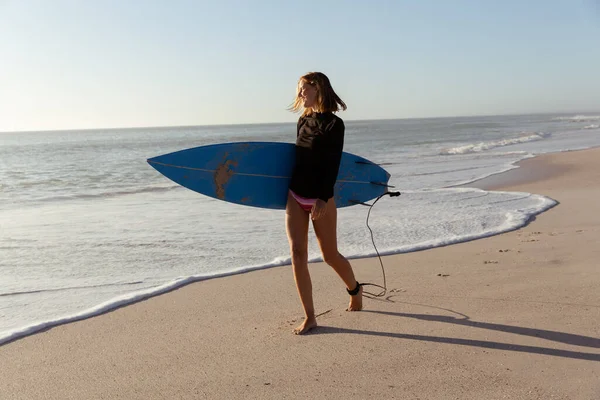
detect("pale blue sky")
[1,0,599,131]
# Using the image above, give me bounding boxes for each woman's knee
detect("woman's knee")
[290,243,308,265]
[322,250,341,266]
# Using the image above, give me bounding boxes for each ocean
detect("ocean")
[1,113,599,344]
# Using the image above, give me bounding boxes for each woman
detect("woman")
[287,72,362,335]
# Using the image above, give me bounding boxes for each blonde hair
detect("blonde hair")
[289,72,347,116]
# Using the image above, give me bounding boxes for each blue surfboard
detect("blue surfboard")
[147,141,391,209]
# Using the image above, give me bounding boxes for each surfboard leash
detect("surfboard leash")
[350,190,401,298]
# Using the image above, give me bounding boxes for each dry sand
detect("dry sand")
[1,148,599,400]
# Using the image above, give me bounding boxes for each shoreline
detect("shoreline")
[456,146,600,190]
[1,147,599,399]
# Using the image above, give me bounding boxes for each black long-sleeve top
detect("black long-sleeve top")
[289,111,345,202]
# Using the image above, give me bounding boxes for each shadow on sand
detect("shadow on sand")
[308,300,600,362]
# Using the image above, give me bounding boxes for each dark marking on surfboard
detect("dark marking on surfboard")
[214,155,238,199]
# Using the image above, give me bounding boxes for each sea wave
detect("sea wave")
[553,115,600,122]
[439,133,550,155]
[583,124,599,130]
[36,184,180,203]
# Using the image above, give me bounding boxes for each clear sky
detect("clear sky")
[1,0,599,132]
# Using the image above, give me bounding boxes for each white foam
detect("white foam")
[340,188,557,257]
[440,133,550,155]
[583,124,599,130]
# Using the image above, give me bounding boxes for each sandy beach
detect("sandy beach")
[1,147,599,400]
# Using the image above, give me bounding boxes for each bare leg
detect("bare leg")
[312,198,363,311]
[285,193,317,334]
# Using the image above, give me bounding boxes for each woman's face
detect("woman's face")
[299,81,318,109]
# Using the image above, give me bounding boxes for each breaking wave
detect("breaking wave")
[440,132,550,155]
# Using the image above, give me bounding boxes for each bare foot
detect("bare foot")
[293,317,317,335]
[347,285,363,311]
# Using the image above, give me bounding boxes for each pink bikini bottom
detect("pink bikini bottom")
[289,189,317,212]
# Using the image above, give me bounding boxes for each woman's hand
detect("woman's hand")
[311,199,328,220]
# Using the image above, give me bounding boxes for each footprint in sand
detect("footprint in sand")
[498,249,511,253]
[484,260,499,264]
